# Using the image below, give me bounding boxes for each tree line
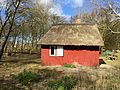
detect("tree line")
[0,0,65,60]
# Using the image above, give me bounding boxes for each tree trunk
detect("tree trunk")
[0,0,21,60]
[11,33,18,53]
[21,33,23,53]
[0,30,11,60]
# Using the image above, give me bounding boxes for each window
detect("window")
[49,46,63,56]
[57,46,63,56]
[50,46,55,56]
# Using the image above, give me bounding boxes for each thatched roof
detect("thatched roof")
[38,24,104,46]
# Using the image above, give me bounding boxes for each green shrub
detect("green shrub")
[64,64,76,68]
[46,71,54,78]
[38,69,55,79]
[48,76,78,90]
[16,70,39,85]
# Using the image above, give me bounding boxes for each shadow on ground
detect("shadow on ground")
[1,54,40,65]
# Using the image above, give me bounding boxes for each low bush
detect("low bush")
[64,64,76,68]
[16,70,39,85]
[48,76,78,90]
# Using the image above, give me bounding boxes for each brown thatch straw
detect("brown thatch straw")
[38,24,104,46]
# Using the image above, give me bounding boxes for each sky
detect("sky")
[0,0,6,23]
[39,0,120,17]
[40,0,87,18]
[1,0,120,20]
[38,0,95,21]
[0,0,86,17]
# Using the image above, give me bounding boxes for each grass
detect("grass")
[64,64,76,68]
[105,52,120,68]
[48,76,78,90]
[15,70,39,86]
[1,53,120,90]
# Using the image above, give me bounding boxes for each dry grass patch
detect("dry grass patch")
[105,52,120,68]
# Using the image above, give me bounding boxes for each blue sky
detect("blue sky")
[39,0,88,18]
[40,0,120,18]
[0,0,6,23]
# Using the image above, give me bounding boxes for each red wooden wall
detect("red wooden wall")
[41,45,99,66]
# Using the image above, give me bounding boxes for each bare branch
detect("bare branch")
[107,26,120,34]
[108,3,120,17]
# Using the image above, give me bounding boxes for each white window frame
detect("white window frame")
[49,46,56,56]
[57,46,63,56]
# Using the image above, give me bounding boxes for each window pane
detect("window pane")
[51,47,54,55]
[57,46,63,56]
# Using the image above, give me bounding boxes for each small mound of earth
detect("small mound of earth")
[100,64,115,69]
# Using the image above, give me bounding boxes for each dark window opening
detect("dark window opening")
[51,46,55,55]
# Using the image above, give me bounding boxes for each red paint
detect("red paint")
[41,45,99,66]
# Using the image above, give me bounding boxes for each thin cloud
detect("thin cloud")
[35,0,84,18]
[49,2,71,21]
[36,0,52,5]
[71,0,84,8]
[49,3,63,15]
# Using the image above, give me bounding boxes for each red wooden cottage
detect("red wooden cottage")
[38,24,104,66]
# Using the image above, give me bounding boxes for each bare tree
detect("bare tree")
[0,0,22,60]
[91,0,120,49]
[91,0,120,34]
[0,0,31,59]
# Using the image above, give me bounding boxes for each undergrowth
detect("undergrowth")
[15,70,39,86]
[64,64,76,68]
[48,76,78,90]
